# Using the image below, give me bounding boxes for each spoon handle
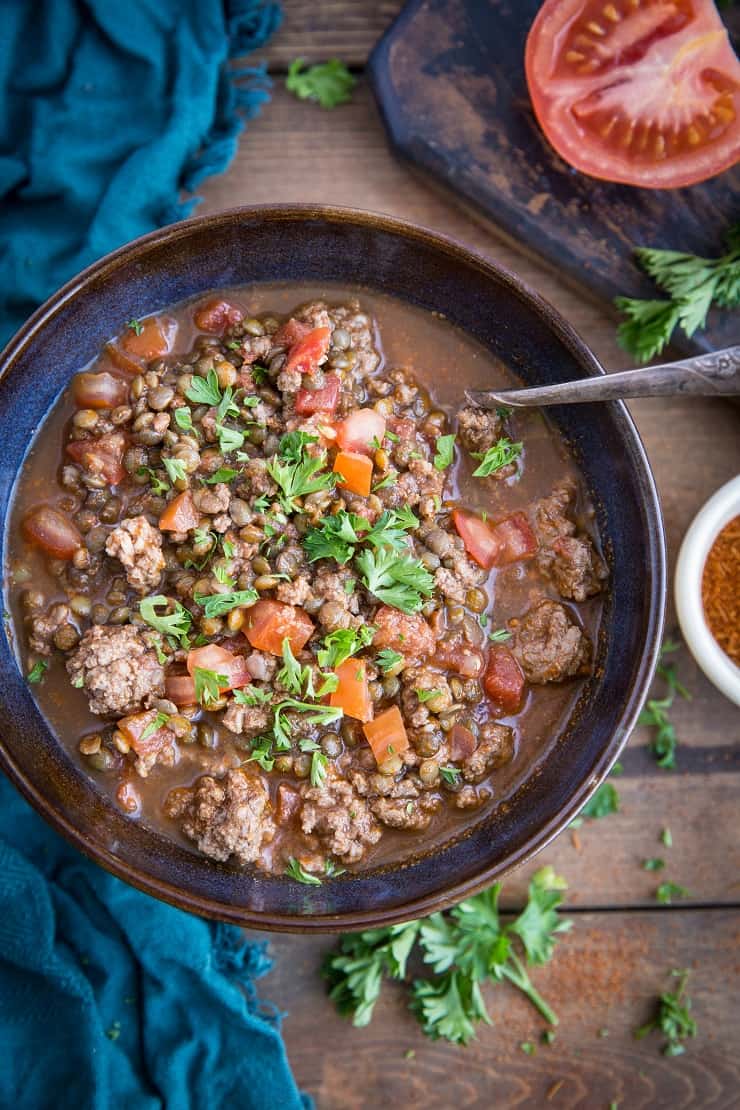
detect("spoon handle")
[466,345,740,409]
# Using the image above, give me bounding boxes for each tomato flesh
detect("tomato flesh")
[335,409,386,456]
[243,600,314,656]
[73,371,128,410]
[23,506,82,559]
[186,645,251,690]
[294,373,341,415]
[193,299,243,333]
[484,647,526,714]
[284,327,331,375]
[159,491,199,533]
[66,431,127,485]
[453,509,537,570]
[526,0,740,188]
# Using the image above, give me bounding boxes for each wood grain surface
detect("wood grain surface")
[203,4,740,1103]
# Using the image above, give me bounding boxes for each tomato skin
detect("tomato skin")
[273,318,311,349]
[335,409,386,456]
[483,646,526,714]
[333,450,373,496]
[73,371,128,410]
[294,373,341,415]
[453,510,499,569]
[23,506,82,559]
[159,491,199,533]
[117,710,172,757]
[363,705,409,766]
[453,509,537,569]
[186,645,251,690]
[243,600,314,656]
[165,674,198,707]
[66,430,127,485]
[193,299,243,333]
[526,0,740,188]
[284,327,331,375]
[330,659,373,722]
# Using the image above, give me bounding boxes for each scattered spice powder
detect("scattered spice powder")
[701,515,740,665]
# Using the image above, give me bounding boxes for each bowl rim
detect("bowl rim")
[675,475,740,707]
[0,203,667,931]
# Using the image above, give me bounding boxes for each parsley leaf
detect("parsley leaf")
[638,639,690,769]
[286,58,356,109]
[205,467,237,484]
[173,407,195,433]
[277,638,315,698]
[185,368,222,407]
[193,667,228,707]
[279,430,319,462]
[355,546,434,614]
[243,735,275,771]
[139,595,192,648]
[194,589,258,618]
[634,970,697,1056]
[656,881,690,905]
[375,648,403,673]
[304,511,369,564]
[267,447,336,514]
[271,700,343,750]
[471,437,523,478]
[126,318,144,336]
[577,781,620,821]
[215,423,245,454]
[317,626,374,670]
[27,660,48,684]
[163,457,187,485]
[439,765,461,786]
[324,922,421,1025]
[233,685,272,707]
[140,710,169,743]
[286,857,323,885]
[643,858,665,872]
[433,434,456,471]
[616,224,740,362]
[216,386,240,423]
[137,466,170,496]
[488,628,512,643]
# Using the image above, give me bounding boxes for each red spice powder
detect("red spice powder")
[702,515,740,666]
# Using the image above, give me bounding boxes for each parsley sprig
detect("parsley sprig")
[616,224,740,362]
[286,58,356,109]
[355,546,434,614]
[317,626,375,670]
[193,589,258,619]
[303,507,418,565]
[267,444,336,514]
[634,970,697,1056]
[471,437,523,478]
[139,595,192,648]
[325,867,571,1045]
[638,639,690,769]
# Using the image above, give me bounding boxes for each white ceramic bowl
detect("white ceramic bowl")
[675,475,740,707]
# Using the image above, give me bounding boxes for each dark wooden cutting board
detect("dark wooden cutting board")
[367,0,740,356]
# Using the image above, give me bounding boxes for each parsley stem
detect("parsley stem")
[501,955,559,1026]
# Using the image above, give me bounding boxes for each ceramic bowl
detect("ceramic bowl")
[675,475,740,707]
[0,206,666,931]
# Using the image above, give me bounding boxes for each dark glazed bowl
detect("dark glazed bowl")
[0,206,666,932]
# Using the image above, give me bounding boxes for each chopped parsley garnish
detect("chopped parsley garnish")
[286,58,356,109]
[221,538,235,559]
[126,318,144,335]
[434,430,457,470]
[193,667,228,707]
[642,858,665,872]
[216,386,240,422]
[656,881,690,905]
[213,564,236,588]
[661,827,673,847]
[569,779,619,828]
[205,467,238,484]
[243,736,275,771]
[310,749,328,787]
[324,859,346,878]
[375,648,403,673]
[139,595,192,648]
[272,700,343,750]
[194,589,258,618]
[488,628,512,643]
[137,466,170,496]
[27,660,48,684]
[439,765,461,786]
[163,457,187,485]
[279,430,319,461]
[372,473,397,492]
[634,970,697,1056]
[355,546,434,614]
[233,685,272,707]
[278,638,317,698]
[140,711,169,743]
[317,626,375,670]
[519,1042,536,1056]
[303,507,417,565]
[185,368,222,407]
[616,223,740,362]
[285,857,322,885]
[471,437,523,478]
[416,688,443,704]
[638,639,690,769]
[215,423,245,454]
[267,444,336,514]
[173,407,195,433]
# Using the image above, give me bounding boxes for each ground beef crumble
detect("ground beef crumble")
[299,768,381,864]
[67,624,165,716]
[510,599,592,684]
[105,515,165,594]
[165,769,275,865]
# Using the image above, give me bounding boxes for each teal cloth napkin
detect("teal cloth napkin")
[0,776,310,1110]
[0,2,311,1106]
[0,0,281,347]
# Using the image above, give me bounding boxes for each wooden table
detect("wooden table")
[200,6,740,1105]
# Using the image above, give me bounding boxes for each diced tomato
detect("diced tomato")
[120,317,174,360]
[330,659,373,722]
[243,600,314,656]
[67,430,127,485]
[333,450,373,497]
[22,506,82,559]
[193,298,243,333]
[284,326,331,375]
[363,706,409,767]
[525,0,740,189]
[372,606,435,658]
[165,674,197,706]
[294,373,341,415]
[483,646,526,714]
[117,710,173,757]
[335,409,386,456]
[449,723,477,762]
[186,644,251,690]
[453,509,537,570]
[72,371,128,410]
[435,635,484,678]
[273,318,311,349]
[159,490,199,533]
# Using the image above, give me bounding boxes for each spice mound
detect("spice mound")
[702,515,740,666]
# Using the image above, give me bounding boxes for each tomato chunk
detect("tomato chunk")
[22,506,82,559]
[333,450,373,497]
[193,298,243,333]
[483,646,526,714]
[449,723,477,762]
[363,706,409,767]
[335,409,386,456]
[453,509,537,570]
[72,371,128,410]
[284,326,330,375]
[294,373,341,415]
[66,430,127,486]
[117,709,173,757]
[243,600,314,656]
[330,659,373,722]
[186,644,251,690]
[165,674,197,707]
[120,317,173,360]
[273,318,311,349]
[435,635,484,678]
[159,491,199,533]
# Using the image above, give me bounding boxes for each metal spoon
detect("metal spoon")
[465,345,740,409]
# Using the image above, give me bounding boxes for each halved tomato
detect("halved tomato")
[526,0,740,188]
[66,430,127,485]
